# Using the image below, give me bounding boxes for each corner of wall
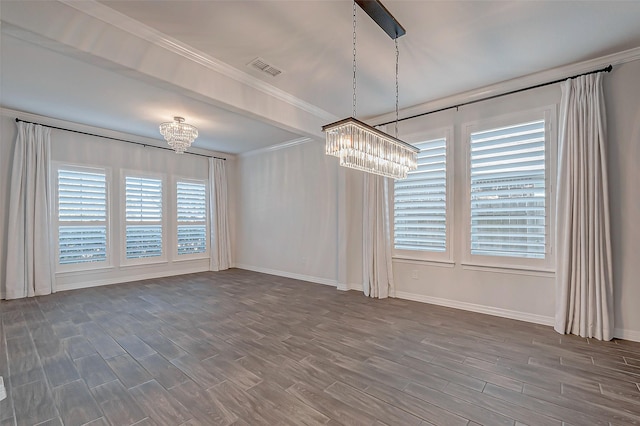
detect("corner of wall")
[613,328,640,343]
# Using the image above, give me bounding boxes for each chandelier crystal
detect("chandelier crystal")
[322,0,417,180]
[159,117,198,154]
[323,117,418,179]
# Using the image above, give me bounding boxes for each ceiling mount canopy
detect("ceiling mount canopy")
[322,0,417,180]
[355,0,406,39]
[159,116,198,154]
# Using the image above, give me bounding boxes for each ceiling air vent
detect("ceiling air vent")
[248,57,283,77]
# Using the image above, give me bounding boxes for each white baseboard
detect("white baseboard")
[56,266,209,292]
[613,328,640,343]
[234,264,337,287]
[395,291,555,327]
[337,282,362,292]
[52,266,640,343]
[340,286,640,342]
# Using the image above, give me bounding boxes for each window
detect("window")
[57,168,108,267]
[393,131,451,261]
[464,108,554,270]
[125,176,163,260]
[176,180,207,256]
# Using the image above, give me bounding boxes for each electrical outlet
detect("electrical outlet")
[411,270,418,280]
[0,376,6,401]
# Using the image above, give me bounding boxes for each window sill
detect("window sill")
[120,259,169,269]
[56,265,115,276]
[392,257,455,268]
[172,255,210,263]
[461,262,555,277]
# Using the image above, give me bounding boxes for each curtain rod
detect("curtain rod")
[376,64,613,127]
[14,118,226,160]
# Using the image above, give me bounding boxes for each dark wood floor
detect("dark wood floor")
[1,269,639,426]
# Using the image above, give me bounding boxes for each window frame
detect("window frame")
[120,170,167,266]
[391,126,454,264]
[173,177,209,261]
[52,163,112,273]
[461,106,556,272]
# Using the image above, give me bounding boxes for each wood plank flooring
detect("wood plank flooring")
[1,269,639,425]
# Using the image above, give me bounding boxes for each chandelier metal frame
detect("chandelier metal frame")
[322,0,418,180]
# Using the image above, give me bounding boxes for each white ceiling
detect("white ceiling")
[2,1,640,154]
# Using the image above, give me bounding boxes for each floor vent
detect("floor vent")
[248,57,283,77]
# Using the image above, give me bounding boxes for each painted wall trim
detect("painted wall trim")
[60,0,337,123]
[337,282,362,292]
[372,46,640,125]
[235,264,337,288]
[613,328,640,343]
[395,291,555,327]
[239,137,314,158]
[342,288,639,342]
[56,265,209,292]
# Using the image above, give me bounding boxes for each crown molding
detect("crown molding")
[59,0,337,123]
[371,46,640,125]
[239,137,314,158]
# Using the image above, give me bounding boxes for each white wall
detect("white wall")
[234,140,339,286]
[0,109,235,296]
[605,60,640,341]
[236,59,640,341]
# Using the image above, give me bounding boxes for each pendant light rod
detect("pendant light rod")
[355,0,406,39]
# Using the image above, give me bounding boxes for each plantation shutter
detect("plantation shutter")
[394,138,447,252]
[177,181,207,255]
[58,169,107,264]
[469,120,546,258]
[125,176,162,259]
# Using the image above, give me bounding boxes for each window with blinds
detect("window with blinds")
[177,181,207,255]
[57,169,108,265]
[125,176,163,259]
[394,137,447,253]
[469,119,546,259]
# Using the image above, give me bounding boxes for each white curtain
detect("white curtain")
[555,73,614,341]
[5,122,55,299]
[362,173,394,299]
[209,158,232,271]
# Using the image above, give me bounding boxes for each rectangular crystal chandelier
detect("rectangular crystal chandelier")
[323,117,419,180]
[323,1,418,180]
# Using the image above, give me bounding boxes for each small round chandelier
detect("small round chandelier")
[159,116,198,154]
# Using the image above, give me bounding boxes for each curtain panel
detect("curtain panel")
[362,174,395,299]
[209,158,232,271]
[555,73,614,341]
[5,121,55,299]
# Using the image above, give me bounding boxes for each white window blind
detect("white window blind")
[469,120,546,259]
[125,176,162,259]
[57,169,107,265]
[176,181,206,255]
[394,138,447,252]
